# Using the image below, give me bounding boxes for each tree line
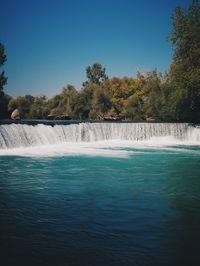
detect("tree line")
[0,0,199,122]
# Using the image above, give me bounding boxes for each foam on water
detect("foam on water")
[0,122,199,157]
[0,141,134,158]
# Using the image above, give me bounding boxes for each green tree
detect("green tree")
[90,83,111,118]
[171,0,200,68]
[84,62,108,86]
[30,96,49,119]
[0,42,7,93]
[25,94,35,105]
[124,94,144,121]
[76,62,109,119]
[167,0,200,122]
[108,77,136,115]
[59,85,78,117]
[142,70,164,120]
[0,42,9,119]
[8,95,34,118]
[122,73,146,120]
[73,86,93,119]
[48,85,78,118]
[0,94,12,119]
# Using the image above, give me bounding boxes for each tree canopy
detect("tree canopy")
[84,62,108,86]
[0,42,7,93]
[167,0,200,122]
[0,42,9,119]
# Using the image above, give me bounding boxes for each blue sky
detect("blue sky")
[1,0,191,97]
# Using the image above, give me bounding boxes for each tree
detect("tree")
[91,84,111,118]
[8,95,34,118]
[30,96,49,119]
[59,85,78,117]
[167,0,200,122]
[0,42,7,93]
[83,62,108,86]
[80,63,109,118]
[0,42,9,119]
[48,85,78,118]
[107,77,136,115]
[73,86,93,119]
[142,70,164,120]
[171,0,200,69]
[0,94,11,119]
[25,94,35,105]
[124,94,144,121]
[122,73,147,121]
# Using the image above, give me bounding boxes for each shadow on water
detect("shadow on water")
[161,156,200,266]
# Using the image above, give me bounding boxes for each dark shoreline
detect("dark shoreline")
[0,119,198,127]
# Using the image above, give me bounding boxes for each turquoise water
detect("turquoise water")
[0,147,200,266]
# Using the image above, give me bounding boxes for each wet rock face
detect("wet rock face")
[11,109,21,120]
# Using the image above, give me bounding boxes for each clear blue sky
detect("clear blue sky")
[1,0,191,97]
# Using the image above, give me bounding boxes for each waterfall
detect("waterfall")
[0,122,199,149]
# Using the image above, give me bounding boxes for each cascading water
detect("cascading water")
[0,122,199,150]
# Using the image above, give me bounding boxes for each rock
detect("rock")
[55,115,71,120]
[97,112,123,121]
[47,114,55,120]
[11,109,21,120]
[47,114,71,120]
[146,117,156,122]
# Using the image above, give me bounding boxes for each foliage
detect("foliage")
[166,0,200,122]
[91,83,111,118]
[0,42,9,118]
[83,62,108,86]
[0,93,11,119]
[48,85,78,118]
[30,96,49,119]
[8,95,35,118]
[73,85,94,119]
[0,42,7,92]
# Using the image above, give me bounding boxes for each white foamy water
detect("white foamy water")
[0,141,133,157]
[0,123,199,157]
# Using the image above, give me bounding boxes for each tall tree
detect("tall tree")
[167,0,200,122]
[0,42,7,93]
[0,42,9,118]
[84,62,108,86]
[171,0,200,68]
[78,63,109,119]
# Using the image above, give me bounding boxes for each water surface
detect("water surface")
[0,146,200,266]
